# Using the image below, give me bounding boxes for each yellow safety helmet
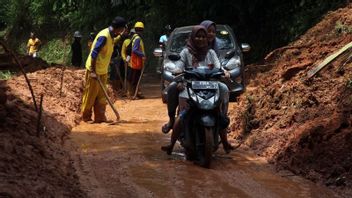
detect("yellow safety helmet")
[134,21,144,29]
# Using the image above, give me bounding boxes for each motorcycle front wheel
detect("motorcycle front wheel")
[200,127,214,168]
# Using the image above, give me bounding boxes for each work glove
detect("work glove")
[90,72,97,79]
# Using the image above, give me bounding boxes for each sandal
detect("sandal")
[161,119,174,134]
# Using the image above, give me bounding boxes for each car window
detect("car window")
[169,31,190,53]
[216,30,234,50]
[169,27,236,53]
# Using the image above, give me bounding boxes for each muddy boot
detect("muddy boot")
[82,109,93,122]
[137,89,144,99]
[93,104,112,123]
[220,129,234,154]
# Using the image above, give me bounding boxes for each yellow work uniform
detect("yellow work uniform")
[81,28,115,119]
[27,38,41,54]
[85,28,114,75]
[121,38,131,67]
[81,71,108,114]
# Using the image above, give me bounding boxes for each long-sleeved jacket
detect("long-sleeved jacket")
[166,48,220,74]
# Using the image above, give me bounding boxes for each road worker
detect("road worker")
[81,16,127,123]
[128,21,146,99]
[71,31,82,67]
[27,32,41,58]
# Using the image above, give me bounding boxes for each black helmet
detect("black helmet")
[165,24,172,31]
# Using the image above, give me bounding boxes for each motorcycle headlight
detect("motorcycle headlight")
[200,99,215,110]
[189,88,219,110]
[224,55,241,70]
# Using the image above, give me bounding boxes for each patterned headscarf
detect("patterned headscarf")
[186,25,209,63]
[200,20,218,53]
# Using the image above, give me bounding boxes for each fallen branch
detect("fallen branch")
[0,40,38,111]
[60,35,69,97]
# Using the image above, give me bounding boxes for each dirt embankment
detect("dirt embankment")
[230,3,352,197]
[0,51,124,197]
[0,52,88,197]
[0,78,85,196]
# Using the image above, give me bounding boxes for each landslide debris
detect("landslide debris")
[230,3,352,197]
[0,52,118,197]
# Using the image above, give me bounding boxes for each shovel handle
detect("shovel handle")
[96,76,120,121]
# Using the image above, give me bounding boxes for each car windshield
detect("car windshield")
[169,28,234,53]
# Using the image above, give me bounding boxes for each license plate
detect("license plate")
[192,81,218,89]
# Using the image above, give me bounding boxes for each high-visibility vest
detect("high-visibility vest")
[130,35,145,70]
[85,28,114,75]
[27,38,40,54]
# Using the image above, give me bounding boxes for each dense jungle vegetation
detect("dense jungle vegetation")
[0,0,348,64]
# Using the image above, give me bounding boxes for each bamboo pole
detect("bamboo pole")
[0,40,38,111]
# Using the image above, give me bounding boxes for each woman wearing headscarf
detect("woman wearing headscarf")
[161,25,233,155]
[200,20,219,55]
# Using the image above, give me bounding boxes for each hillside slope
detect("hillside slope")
[230,3,352,197]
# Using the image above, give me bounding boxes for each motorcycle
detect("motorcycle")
[168,66,227,168]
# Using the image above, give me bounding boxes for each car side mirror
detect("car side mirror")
[168,53,181,61]
[225,49,236,59]
[153,48,163,57]
[241,43,251,52]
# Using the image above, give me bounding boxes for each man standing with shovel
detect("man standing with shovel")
[128,21,146,99]
[81,16,127,123]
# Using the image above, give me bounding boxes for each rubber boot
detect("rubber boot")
[220,129,234,154]
[82,109,93,122]
[93,103,112,123]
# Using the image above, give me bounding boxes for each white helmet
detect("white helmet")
[73,31,82,38]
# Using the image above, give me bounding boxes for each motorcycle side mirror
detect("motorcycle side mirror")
[168,53,181,61]
[225,49,236,59]
[241,43,251,52]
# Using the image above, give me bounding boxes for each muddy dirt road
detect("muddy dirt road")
[70,74,338,198]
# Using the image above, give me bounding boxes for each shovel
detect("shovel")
[132,63,146,99]
[96,75,120,123]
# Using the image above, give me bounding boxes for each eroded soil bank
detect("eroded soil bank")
[230,4,352,197]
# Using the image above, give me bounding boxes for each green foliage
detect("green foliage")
[0,0,349,64]
[347,78,352,89]
[40,38,70,64]
[0,70,14,80]
[335,21,352,34]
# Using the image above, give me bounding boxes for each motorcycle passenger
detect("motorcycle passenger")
[200,20,220,55]
[161,25,233,155]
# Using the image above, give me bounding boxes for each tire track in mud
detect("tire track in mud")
[69,75,338,198]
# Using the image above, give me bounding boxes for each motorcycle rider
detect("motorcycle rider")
[161,25,233,154]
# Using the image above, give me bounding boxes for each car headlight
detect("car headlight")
[225,55,241,70]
